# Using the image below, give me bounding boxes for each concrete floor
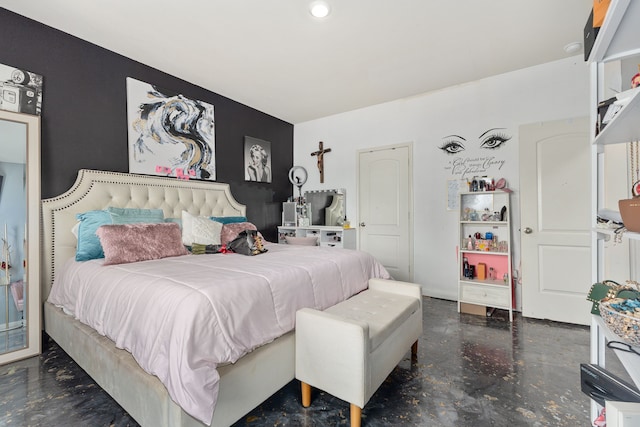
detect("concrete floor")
[0,297,595,426]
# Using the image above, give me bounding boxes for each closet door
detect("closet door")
[520,117,591,325]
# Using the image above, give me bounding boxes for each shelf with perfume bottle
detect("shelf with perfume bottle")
[461,231,509,253]
[458,191,513,321]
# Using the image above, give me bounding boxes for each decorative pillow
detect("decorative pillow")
[75,210,113,261]
[181,210,223,245]
[96,222,188,266]
[107,207,164,224]
[220,222,258,246]
[164,217,182,229]
[71,222,80,239]
[210,216,248,225]
[74,207,166,261]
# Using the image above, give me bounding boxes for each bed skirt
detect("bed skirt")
[44,301,295,427]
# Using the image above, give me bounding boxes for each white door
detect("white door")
[520,117,593,325]
[358,144,412,282]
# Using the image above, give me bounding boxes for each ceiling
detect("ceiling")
[1,0,592,124]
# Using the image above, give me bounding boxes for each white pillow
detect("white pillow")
[181,210,223,245]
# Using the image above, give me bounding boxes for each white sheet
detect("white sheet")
[48,243,390,424]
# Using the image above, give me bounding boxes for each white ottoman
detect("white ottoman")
[295,278,423,426]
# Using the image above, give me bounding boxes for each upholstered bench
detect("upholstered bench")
[295,278,423,427]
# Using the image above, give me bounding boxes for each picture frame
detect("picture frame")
[126,77,216,180]
[0,63,43,116]
[244,136,272,183]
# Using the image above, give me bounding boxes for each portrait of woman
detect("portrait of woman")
[244,136,272,183]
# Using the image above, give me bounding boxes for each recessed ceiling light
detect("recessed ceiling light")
[563,42,582,54]
[310,1,330,18]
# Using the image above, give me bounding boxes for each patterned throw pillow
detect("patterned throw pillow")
[181,210,223,246]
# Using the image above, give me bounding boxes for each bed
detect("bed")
[41,169,389,427]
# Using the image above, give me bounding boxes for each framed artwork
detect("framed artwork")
[244,136,272,183]
[126,77,215,180]
[0,63,43,116]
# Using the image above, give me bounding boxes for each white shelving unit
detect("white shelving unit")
[589,0,640,420]
[457,191,513,322]
[594,87,640,146]
[277,226,356,249]
[595,227,640,241]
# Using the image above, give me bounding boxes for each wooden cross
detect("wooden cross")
[310,141,332,183]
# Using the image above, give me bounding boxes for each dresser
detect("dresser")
[277,226,356,249]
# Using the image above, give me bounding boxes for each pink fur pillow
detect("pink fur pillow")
[220,222,258,245]
[96,222,188,266]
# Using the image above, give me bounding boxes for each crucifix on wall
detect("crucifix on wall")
[310,141,331,183]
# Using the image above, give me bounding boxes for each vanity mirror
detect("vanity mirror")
[0,109,40,364]
[304,189,346,227]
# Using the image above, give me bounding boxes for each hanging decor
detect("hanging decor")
[618,141,640,233]
[310,141,331,183]
[126,77,216,181]
[244,136,272,183]
[0,63,43,116]
[631,141,640,197]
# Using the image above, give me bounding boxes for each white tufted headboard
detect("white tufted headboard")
[41,169,246,299]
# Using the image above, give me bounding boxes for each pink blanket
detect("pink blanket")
[48,243,389,424]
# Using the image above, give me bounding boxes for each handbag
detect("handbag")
[592,0,611,28]
[227,229,268,256]
[587,280,640,315]
[619,198,640,232]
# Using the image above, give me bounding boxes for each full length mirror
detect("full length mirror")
[0,110,40,364]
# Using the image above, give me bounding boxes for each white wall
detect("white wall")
[293,55,590,307]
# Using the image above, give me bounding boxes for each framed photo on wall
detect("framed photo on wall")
[244,136,272,183]
[126,77,216,180]
[0,63,43,116]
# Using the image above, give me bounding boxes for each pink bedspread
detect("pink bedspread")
[48,243,390,424]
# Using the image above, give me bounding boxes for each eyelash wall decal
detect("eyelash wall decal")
[480,132,511,150]
[438,139,466,155]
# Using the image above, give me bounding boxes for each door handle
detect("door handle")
[360,222,366,227]
[523,227,533,234]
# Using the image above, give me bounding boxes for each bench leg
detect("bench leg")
[411,340,418,360]
[350,403,362,427]
[301,381,312,407]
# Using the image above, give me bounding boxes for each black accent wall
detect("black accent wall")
[0,8,293,241]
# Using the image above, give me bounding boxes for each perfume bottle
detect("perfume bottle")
[471,177,478,192]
